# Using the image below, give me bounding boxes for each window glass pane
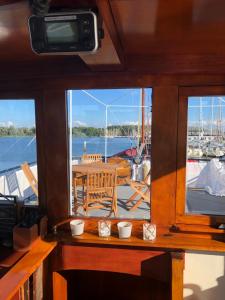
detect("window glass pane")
[68,88,152,220]
[186,96,225,215]
[0,100,38,205]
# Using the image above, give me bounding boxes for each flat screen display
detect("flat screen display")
[46,21,79,44]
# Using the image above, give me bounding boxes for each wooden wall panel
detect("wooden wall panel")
[42,90,69,225]
[151,86,178,226]
[53,272,67,300]
[59,245,168,279]
[171,252,185,300]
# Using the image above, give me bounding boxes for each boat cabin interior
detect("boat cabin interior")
[2,0,225,299]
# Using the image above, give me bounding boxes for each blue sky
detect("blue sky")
[188,96,225,128]
[1,93,225,130]
[70,88,152,128]
[0,100,35,128]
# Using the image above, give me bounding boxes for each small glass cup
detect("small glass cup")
[98,220,111,237]
[143,223,156,241]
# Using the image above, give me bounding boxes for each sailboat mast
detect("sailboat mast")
[141,88,145,144]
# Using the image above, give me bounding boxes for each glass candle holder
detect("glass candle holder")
[98,220,111,237]
[143,223,156,241]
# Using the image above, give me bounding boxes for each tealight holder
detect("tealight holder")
[143,223,156,241]
[117,221,132,239]
[70,219,85,236]
[98,220,111,237]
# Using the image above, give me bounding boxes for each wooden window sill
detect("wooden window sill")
[47,228,225,253]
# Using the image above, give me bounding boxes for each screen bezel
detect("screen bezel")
[29,11,99,54]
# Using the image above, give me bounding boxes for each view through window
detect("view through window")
[0,100,38,205]
[186,96,225,215]
[68,88,152,219]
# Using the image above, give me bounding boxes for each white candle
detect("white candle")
[70,219,85,236]
[117,221,132,239]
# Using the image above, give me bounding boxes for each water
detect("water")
[0,136,137,172]
[72,137,137,158]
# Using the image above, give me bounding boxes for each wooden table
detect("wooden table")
[72,161,130,185]
[72,162,120,173]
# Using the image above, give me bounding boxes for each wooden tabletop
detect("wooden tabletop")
[72,162,120,173]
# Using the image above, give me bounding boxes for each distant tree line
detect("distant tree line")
[72,126,104,137]
[72,125,151,137]
[0,125,151,137]
[0,126,35,136]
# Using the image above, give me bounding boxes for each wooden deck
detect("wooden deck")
[73,185,150,220]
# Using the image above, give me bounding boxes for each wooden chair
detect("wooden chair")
[108,156,131,185]
[75,170,117,216]
[126,172,150,211]
[21,162,38,197]
[81,154,102,164]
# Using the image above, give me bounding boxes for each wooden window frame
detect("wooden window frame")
[176,86,225,226]
[67,87,152,221]
[0,91,45,210]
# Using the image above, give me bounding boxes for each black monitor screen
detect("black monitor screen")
[46,21,79,44]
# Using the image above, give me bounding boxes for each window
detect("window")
[0,100,38,205]
[67,88,152,220]
[176,87,225,225]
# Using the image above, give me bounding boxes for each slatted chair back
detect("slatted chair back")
[21,162,38,197]
[84,170,117,216]
[81,154,102,164]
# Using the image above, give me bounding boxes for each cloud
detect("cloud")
[73,120,87,127]
[7,121,14,127]
[0,121,14,127]
[123,121,138,126]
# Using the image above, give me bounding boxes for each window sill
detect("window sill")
[47,219,225,253]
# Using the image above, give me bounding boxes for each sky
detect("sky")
[69,88,152,128]
[0,99,35,128]
[1,93,225,130]
[188,96,225,129]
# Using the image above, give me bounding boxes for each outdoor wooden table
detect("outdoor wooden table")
[72,161,130,182]
[72,162,120,174]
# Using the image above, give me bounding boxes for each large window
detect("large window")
[0,100,38,205]
[177,87,225,225]
[68,88,152,220]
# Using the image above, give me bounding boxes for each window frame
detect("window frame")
[67,87,152,221]
[0,91,44,209]
[176,86,225,226]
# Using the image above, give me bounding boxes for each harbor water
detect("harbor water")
[0,136,137,172]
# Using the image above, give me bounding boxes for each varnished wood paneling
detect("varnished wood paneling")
[111,0,225,55]
[1,1,225,73]
[59,245,167,277]
[171,252,184,300]
[0,238,56,300]
[42,90,69,225]
[53,272,67,300]
[151,86,178,226]
[96,0,124,66]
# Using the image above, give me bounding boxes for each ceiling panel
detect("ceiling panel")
[110,0,225,55]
